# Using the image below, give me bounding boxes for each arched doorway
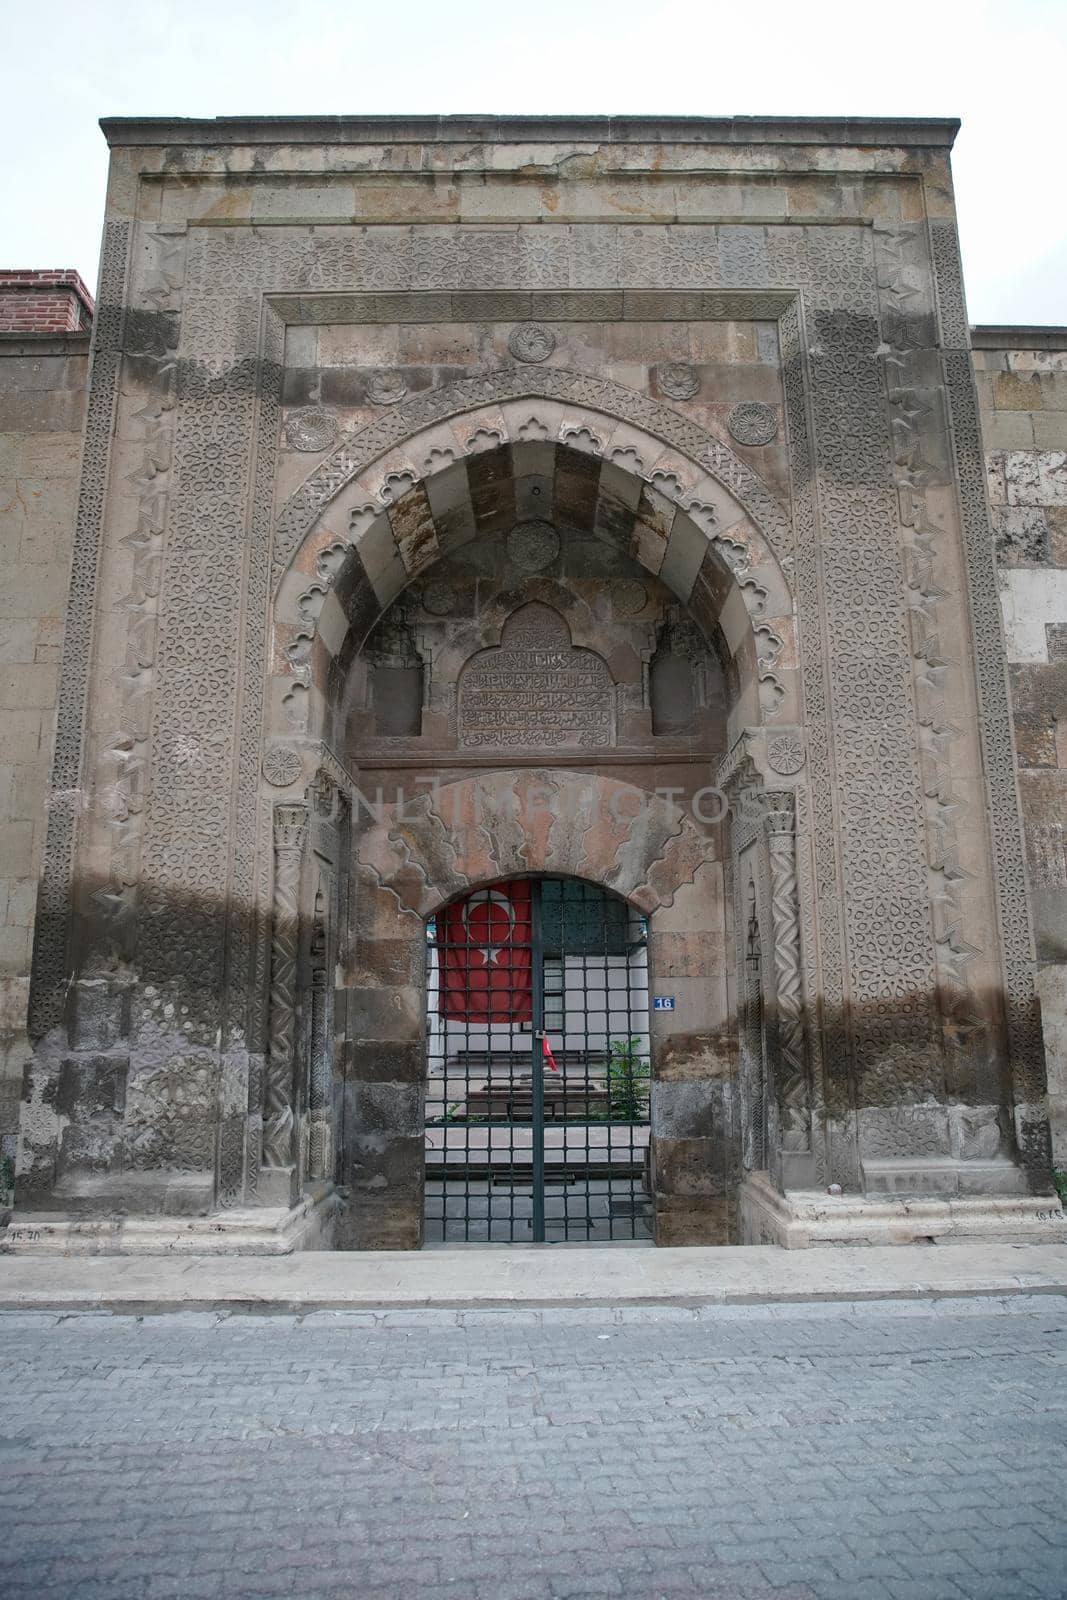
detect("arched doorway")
[425,876,652,1245]
[267,419,803,1249]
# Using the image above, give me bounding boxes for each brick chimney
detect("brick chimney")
[0,270,94,334]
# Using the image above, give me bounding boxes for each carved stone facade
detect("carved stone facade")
[974,325,1067,1164]
[1,115,1064,1251]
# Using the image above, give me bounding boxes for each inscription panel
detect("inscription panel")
[458,603,614,751]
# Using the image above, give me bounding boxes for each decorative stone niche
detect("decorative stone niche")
[364,614,424,739]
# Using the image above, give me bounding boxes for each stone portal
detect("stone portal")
[6,114,1064,1255]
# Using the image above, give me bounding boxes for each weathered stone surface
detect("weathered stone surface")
[976,327,1067,1162]
[4,122,1063,1254]
[0,334,90,1173]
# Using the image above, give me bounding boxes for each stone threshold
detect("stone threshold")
[739,1171,1067,1248]
[0,1189,337,1259]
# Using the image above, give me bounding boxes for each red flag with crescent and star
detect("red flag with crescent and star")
[437,881,533,1023]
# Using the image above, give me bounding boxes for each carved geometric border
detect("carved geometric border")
[274,359,793,577]
[29,219,132,1040]
[930,219,1046,1116]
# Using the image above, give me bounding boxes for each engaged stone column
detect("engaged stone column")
[306,908,331,1183]
[261,803,307,1204]
[763,792,814,1189]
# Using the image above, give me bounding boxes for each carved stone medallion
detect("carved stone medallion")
[767,733,804,775]
[612,579,648,618]
[262,745,304,787]
[507,520,560,572]
[727,401,779,446]
[364,371,408,406]
[508,323,556,363]
[458,603,614,751]
[421,580,457,617]
[656,362,700,401]
[284,408,338,452]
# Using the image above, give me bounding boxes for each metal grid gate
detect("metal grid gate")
[424,877,652,1244]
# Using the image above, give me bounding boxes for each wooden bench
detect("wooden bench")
[463,1079,611,1121]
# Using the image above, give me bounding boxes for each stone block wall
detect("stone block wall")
[974,326,1067,1162]
[0,325,91,1195]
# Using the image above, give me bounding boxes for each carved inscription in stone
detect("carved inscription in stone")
[458,603,614,751]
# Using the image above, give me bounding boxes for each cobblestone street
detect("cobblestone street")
[1,1297,1065,1600]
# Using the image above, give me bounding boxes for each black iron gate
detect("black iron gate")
[424,877,652,1244]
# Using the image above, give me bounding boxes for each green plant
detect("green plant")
[1053,1168,1067,1206]
[607,1037,650,1122]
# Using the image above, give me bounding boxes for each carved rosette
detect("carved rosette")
[727,402,778,446]
[612,579,647,618]
[285,408,338,452]
[364,371,407,406]
[263,745,303,787]
[421,580,457,617]
[656,362,700,401]
[767,733,804,776]
[506,520,560,572]
[263,804,308,1170]
[507,322,556,363]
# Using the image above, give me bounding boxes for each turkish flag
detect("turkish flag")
[436,880,533,1023]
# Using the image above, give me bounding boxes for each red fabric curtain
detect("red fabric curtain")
[436,880,533,1023]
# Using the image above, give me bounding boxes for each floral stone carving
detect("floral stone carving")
[421,580,458,617]
[507,520,560,572]
[364,371,408,406]
[767,734,804,775]
[656,362,701,401]
[727,402,779,446]
[284,408,339,452]
[262,745,304,787]
[612,580,648,618]
[508,323,556,363]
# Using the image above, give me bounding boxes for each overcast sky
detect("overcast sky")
[3,0,1064,327]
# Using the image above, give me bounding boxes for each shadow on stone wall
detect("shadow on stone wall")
[12,866,1059,1222]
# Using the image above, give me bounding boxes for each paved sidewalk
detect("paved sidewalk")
[1,1298,1065,1599]
[2,1241,1067,1313]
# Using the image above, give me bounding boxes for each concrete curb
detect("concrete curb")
[3,1241,1067,1315]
